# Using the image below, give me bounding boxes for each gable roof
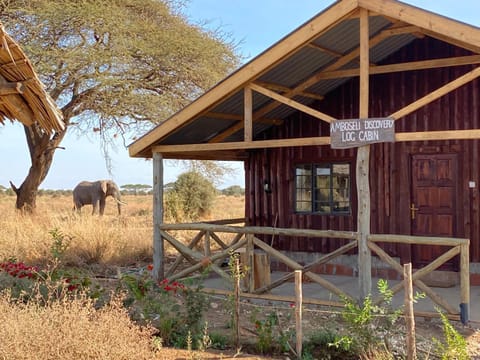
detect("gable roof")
[128,0,480,160]
[0,23,64,134]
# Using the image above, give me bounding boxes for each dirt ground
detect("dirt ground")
[155,292,480,359]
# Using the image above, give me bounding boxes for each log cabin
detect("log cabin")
[129,0,480,308]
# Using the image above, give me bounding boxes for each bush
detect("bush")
[221,185,244,197]
[167,171,217,221]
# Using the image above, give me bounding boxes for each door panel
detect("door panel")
[411,154,457,269]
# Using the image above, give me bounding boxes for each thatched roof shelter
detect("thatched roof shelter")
[0,22,63,134]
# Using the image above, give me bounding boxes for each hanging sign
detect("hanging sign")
[330,117,395,149]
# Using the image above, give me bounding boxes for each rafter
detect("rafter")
[209,21,418,143]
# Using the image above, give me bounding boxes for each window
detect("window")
[295,163,351,214]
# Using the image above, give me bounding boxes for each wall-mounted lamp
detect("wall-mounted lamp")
[263,180,272,194]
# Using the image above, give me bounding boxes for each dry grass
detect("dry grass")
[0,193,257,360]
[0,292,159,360]
[0,193,244,269]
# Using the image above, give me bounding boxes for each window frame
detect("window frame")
[294,162,352,215]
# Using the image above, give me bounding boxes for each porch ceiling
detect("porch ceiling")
[128,0,480,161]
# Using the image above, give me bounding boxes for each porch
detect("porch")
[157,218,473,324]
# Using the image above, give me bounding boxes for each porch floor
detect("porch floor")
[200,271,480,324]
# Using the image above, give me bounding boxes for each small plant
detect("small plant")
[340,279,423,356]
[249,307,295,355]
[49,228,72,261]
[433,310,469,360]
[302,329,356,360]
[120,269,210,350]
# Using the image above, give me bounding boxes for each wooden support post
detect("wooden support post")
[246,234,254,293]
[152,152,164,281]
[295,270,303,359]
[204,230,211,257]
[404,263,416,360]
[460,243,470,324]
[357,8,372,300]
[244,86,253,142]
[234,256,241,351]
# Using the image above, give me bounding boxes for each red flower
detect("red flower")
[147,264,154,271]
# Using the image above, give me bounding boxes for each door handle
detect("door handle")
[410,203,419,220]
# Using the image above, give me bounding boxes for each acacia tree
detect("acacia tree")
[0,0,240,212]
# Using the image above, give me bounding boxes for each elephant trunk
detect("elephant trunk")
[114,195,126,215]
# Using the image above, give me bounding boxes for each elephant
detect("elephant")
[73,180,124,215]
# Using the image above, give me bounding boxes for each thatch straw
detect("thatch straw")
[0,22,64,133]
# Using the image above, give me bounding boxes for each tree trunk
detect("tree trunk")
[10,124,66,213]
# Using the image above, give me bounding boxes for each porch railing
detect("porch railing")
[158,220,470,322]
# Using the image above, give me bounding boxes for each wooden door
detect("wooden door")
[411,154,457,270]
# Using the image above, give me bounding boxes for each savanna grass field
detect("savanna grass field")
[0,193,254,360]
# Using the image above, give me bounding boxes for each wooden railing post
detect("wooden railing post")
[460,242,470,325]
[152,152,164,281]
[246,234,254,293]
[295,270,303,359]
[204,230,211,257]
[404,263,416,360]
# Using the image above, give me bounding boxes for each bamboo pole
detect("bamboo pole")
[295,270,303,359]
[404,263,416,360]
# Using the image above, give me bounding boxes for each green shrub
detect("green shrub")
[168,171,217,221]
[433,310,469,360]
[302,329,356,360]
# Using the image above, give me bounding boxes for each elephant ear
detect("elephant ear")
[100,181,108,194]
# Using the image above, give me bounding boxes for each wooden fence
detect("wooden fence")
[158,220,470,322]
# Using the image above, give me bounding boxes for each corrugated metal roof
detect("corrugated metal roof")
[129,0,480,159]
[160,14,415,146]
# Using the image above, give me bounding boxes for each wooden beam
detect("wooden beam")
[152,152,164,281]
[313,55,480,80]
[244,87,253,141]
[390,66,480,120]
[396,129,480,142]
[255,81,325,101]
[250,83,336,123]
[129,0,358,157]
[421,29,480,55]
[357,8,372,301]
[154,136,331,153]
[359,0,480,51]
[206,21,411,146]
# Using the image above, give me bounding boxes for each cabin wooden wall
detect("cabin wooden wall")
[245,37,480,263]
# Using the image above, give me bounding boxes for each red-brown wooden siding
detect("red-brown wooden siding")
[245,37,480,264]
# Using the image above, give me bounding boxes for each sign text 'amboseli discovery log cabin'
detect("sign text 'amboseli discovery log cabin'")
[330,117,395,149]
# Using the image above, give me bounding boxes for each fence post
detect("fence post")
[404,263,416,360]
[295,270,303,359]
[246,234,254,292]
[234,256,241,351]
[460,243,470,325]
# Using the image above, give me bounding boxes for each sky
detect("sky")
[0,0,479,190]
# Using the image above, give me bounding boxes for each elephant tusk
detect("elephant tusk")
[115,198,127,205]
